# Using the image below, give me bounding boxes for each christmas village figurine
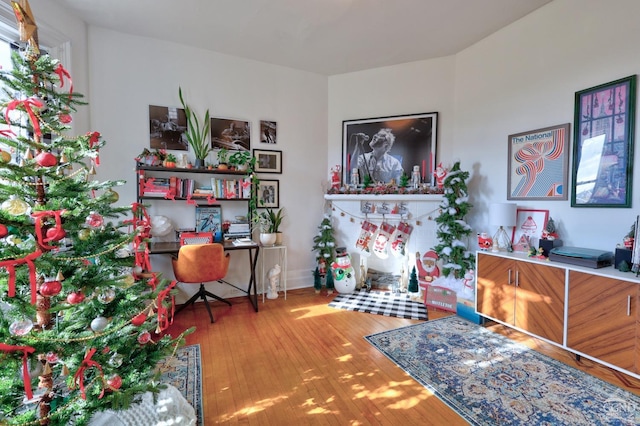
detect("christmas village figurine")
[416,250,440,285]
[331,247,356,294]
[624,223,635,250]
[541,216,559,240]
[434,162,448,189]
[539,216,562,257]
[330,165,341,191]
[477,232,493,251]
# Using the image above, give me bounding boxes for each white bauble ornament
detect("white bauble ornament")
[1,196,30,216]
[90,316,109,332]
[9,318,33,336]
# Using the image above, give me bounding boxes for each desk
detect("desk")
[260,244,287,303]
[149,241,260,312]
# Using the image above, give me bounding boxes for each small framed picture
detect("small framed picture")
[260,120,277,144]
[511,209,549,252]
[253,149,282,174]
[257,179,279,208]
[195,205,222,233]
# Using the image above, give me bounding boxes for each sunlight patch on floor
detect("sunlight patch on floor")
[290,303,338,319]
[217,394,290,422]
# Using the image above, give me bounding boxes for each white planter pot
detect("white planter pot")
[260,233,277,246]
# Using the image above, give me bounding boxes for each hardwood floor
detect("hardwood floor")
[164,288,640,424]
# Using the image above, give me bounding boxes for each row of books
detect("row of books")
[140,176,251,199]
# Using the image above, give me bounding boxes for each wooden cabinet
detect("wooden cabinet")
[567,271,639,373]
[476,253,565,344]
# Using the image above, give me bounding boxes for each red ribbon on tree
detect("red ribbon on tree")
[73,348,105,399]
[0,343,36,399]
[156,279,176,331]
[31,209,66,250]
[5,97,44,137]
[54,63,73,99]
[87,131,101,166]
[0,249,43,304]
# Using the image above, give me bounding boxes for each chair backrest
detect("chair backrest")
[179,232,213,246]
[171,243,230,283]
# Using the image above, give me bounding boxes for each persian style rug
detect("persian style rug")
[159,344,203,426]
[328,289,428,320]
[365,316,640,425]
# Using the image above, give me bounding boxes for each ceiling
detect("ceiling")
[51,0,552,76]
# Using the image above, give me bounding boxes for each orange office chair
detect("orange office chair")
[172,243,232,323]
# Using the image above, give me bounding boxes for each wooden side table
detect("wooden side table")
[260,244,287,302]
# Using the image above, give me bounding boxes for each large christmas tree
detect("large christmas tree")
[0,3,182,424]
[432,161,474,278]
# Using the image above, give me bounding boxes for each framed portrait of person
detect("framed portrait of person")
[342,112,438,186]
[257,179,279,208]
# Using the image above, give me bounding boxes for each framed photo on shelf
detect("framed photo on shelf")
[260,120,277,144]
[342,112,437,186]
[148,105,187,151]
[253,149,282,174]
[571,75,636,208]
[257,179,279,208]
[210,117,251,151]
[195,205,222,233]
[507,123,570,201]
[511,209,549,253]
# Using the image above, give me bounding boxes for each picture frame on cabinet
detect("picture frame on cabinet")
[257,179,279,208]
[148,105,188,151]
[260,120,277,144]
[342,112,437,186]
[571,75,636,208]
[195,205,222,233]
[507,123,570,201]
[253,149,282,174]
[210,117,251,151]
[511,209,549,252]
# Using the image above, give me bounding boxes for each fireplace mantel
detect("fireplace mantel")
[325,194,443,202]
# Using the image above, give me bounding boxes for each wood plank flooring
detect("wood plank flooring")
[164,288,640,424]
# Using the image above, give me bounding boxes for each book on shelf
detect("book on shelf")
[232,237,255,246]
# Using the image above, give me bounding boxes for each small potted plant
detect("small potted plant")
[179,87,211,168]
[217,148,230,170]
[257,211,276,246]
[228,150,253,171]
[265,207,285,245]
[163,153,177,168]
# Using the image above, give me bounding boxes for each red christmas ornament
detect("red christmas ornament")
[106,374,122,390]
[35,152,57,167]
[40,280,62,297]
[0,224,8,238]
[66,291,85,305]
[131,312,147,327]
[137,331,151,344]
[58,113,72,124]
[45,226,66,241]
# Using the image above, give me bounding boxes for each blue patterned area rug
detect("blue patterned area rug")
[328,289,428,320]
[159,344,203,426]
[365,316,640,425]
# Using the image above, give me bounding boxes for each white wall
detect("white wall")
[329,0,640,253]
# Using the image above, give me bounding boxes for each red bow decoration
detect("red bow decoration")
[73,348,105,399]
[0,249,42,304]
[31,209,66,250]
[0,128,15,137]
[5,97,43,137]
[54,63,73,98]
[156,280,176,331]
[206,194,217,205]
[87,131,100,166]
[185,194,196,206]
[0,343,36,399]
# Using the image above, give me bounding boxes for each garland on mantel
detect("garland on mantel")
[328,201,441,226]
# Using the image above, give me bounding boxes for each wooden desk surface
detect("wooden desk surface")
[149,241,259,254]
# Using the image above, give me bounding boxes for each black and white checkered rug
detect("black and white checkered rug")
[328,289,428,321]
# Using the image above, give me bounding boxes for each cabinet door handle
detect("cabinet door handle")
[508,269,512,285]
[627,295,631,316]
[515,270,519,287]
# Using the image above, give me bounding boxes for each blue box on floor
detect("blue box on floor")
[456,301,483,324]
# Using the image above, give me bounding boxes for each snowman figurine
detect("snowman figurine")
[331,247,356,294]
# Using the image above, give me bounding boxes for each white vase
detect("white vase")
[260,233,276,246]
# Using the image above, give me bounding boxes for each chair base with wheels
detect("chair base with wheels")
[172,243,231,323]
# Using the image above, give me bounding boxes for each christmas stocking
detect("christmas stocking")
[390,222,413,257]
[372,222,396,259]
[355,221,378,255]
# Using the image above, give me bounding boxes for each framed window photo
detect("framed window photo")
[571,75,636,208]
[210,117,251,151]
[507,123,570,201]
[195,205,222,233]
[342,112,437,186]
[260,120,277,144]
[253,149,282,174]
[257,179,279,208]
[149,105,188,150]
[511,209,549,253]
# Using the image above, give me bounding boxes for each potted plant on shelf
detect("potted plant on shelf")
[178,87,211,168]
[163,153,177,168]
[265,207,285,245]
[257,211,276,246]
[228,150,253,171]
[216,148,230,170]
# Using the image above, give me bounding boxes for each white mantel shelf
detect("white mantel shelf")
[324,194,444,201]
